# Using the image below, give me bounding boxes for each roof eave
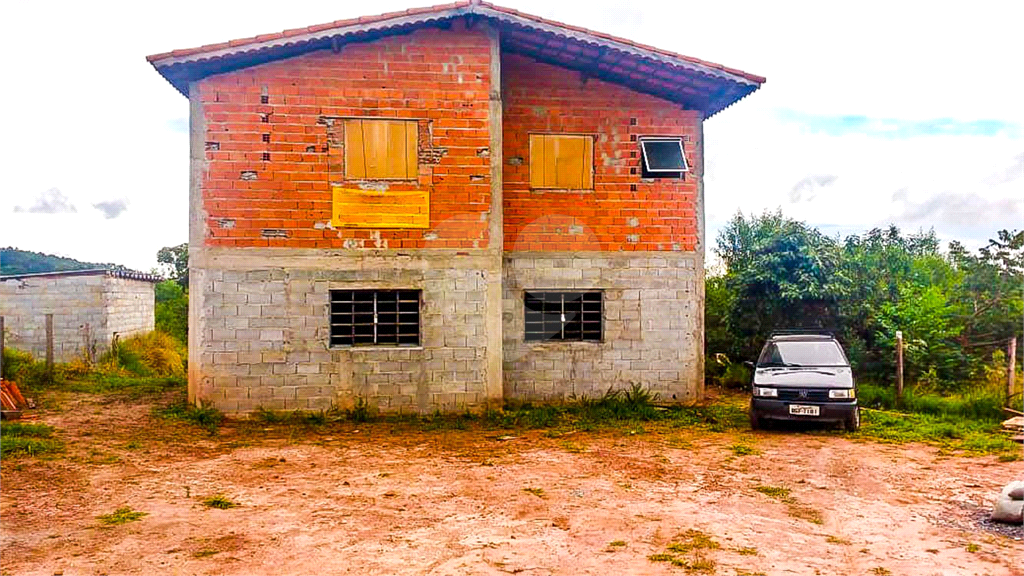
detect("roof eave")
[147,2,764,113]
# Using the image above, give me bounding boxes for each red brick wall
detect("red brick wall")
[502,54,702,252]
[198,23,493,249]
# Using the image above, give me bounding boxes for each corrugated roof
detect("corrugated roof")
[0,269,163,283]
[147,0,764,117]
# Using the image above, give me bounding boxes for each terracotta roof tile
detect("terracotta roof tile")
[145,0,763,114]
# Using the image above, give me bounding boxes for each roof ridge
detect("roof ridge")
[145,0,764,85]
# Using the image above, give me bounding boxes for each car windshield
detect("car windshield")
[757,340,848,367]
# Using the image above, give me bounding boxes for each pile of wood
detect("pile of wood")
[1,379,29,418]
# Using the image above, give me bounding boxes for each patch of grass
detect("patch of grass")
[735,547,758,555]
[202,494,239,509]
[754,485,791,500]
[965,543,980,553]
[1,422,55,438]
[859,383,1005,421]
[68,374,184,398]
[97,506,147,526]
[857,409,1018,458]
[787,504,823,524]
[729,443,761,456]
[522,487,546,498]
[826,535,851,545]
[1,422,63,458]
[0,436,64,458]
[870,568,892,576]
[154,398,224,434]
[650,530,720,573]
[754,485,821,524]
[667,530,720,554]
[607,540,627,549]
[561,441,587,453]
[193,548,219,558]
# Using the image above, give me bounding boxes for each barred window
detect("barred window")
[524,291,602,342]
[329,290,421,347]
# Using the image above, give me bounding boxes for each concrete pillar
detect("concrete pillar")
[187,81,209,405]
[483,25,504,407]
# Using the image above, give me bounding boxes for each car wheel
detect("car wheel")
[844,407,861,432]
[749,406,762,431]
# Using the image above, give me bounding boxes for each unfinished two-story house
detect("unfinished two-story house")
[148,1,764,413]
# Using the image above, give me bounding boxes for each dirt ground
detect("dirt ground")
[2,391,1022,576]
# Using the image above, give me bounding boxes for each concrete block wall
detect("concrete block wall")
[502,252,702,403]
[105,277,156,340]
[0,273,155,362]
[193,249,493,413]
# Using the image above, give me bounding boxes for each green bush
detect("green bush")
[155,280,188,344]
[1,347,60,389]
[98,331,186,378]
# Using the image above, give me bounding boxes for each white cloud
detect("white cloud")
[93,198,130,219]
[13,188,77,214]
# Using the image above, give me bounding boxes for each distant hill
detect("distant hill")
[0,248,131,276]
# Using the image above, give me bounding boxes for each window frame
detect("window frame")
[528,133,595,191]
[343,118,419,181]
[638,136,689,178]
[523,291,603,343]
[328,289,422,348]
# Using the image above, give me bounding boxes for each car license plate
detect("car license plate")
[789,404,820,416]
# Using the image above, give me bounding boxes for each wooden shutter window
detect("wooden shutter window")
[344,119,418,180]
[529,134,594,190]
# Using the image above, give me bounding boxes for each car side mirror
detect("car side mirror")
[743,361,755,370]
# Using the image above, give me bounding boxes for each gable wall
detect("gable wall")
[502,53,702,253]
[197,22,493,250]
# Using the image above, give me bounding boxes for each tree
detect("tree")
[155,280,188,344]
[157,243,189,289]
[716,210,849,361]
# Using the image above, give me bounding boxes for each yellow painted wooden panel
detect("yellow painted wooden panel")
[405,121,418,179]
[532,133,548,187]
[582,136,594,189]
[344,119,366,179]
[385,121,406,179]
[363,120,389,179]
[556,136,585,189]
[529,134,594,189]
[331,187,430,229]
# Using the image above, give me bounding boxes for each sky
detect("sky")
[1,0,1021,272]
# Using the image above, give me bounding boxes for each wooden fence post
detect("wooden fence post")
[45,314,54,378]
[895,330,904,402]
[1009,336,1018,401]
[83,322,92,366]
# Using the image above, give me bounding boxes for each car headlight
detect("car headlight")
[829,389,855,399]
[754,387,778,398]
